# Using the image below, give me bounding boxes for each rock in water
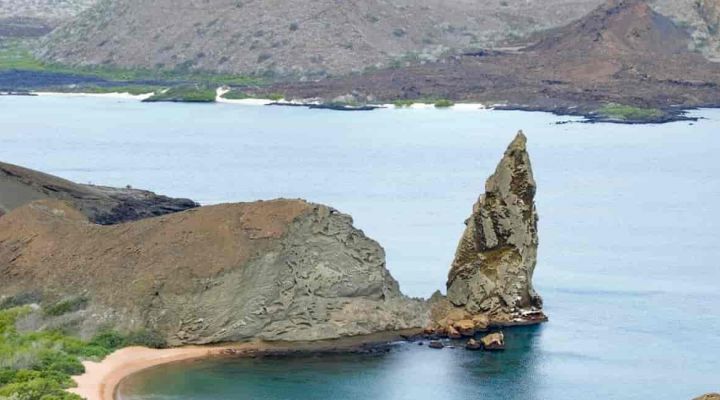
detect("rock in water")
[428,341,444,349]
[694,395,720,400]
[465,338,482,351]
[480,332,505,351]
[444,131,546,324]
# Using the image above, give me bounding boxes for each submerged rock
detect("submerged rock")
[441,131,546,325]
[480,332,505,351]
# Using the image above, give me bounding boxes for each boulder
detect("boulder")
[694,395,720,400]
[465,338,482,351]
[428,341,444,349]
[480,332,505,351]
[472,315,490,331]
[453,320,475,337]
[447,325,462,339]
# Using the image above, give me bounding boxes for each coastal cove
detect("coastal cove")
[1,96,719,399]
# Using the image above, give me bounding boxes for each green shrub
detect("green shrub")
[124,330,167,349]
[267,92,284,101]
[393,99,415,108]
[434,99,454,108]
[0,293,41,311]
[35,352,84,376]
[43,298,88,317]
[220,89,251,100]
[0,307,169,400]
[88,331,126,352]
[597,103,663,121]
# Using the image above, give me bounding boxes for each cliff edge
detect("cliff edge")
[0,197,428,345]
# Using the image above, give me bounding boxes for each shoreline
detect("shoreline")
[5,90,712,123]
[68,330,420,400]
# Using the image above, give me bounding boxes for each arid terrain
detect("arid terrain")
[263,0,720,122]
[0,0,713,122]
[28,0,720,76]
[0,0,96,38]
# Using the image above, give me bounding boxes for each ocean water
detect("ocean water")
[1,96,718,399]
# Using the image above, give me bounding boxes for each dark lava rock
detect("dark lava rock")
[428,341,444,349]
[0,160,198,225]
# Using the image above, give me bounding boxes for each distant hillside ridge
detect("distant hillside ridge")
[36,0,607,77]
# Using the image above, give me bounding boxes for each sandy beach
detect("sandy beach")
[67,345,234,400]
[34,92,155,101]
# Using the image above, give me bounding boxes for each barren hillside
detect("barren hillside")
[269,0,720,119]
[0,0,96,37]
[37,0,605,77]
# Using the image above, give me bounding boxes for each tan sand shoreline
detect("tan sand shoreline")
[68,330,420,400]
[67,345,234,400]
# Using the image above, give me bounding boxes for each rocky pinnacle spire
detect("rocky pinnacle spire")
[446,131,544,319]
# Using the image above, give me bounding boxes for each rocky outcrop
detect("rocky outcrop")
[0,197,428,345]
[446,131,544,319]
[479,332,505,350]
[0,161,198,224]
[427,132,546,335]
[693,395,720,400]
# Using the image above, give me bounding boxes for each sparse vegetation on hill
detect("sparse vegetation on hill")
[36,0,606,77]
[0,40,261,89]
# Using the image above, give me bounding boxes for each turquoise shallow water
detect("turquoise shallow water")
[1,96,719,399]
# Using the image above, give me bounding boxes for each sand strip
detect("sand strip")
[67,345,237,400]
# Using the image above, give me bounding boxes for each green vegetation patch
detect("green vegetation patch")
[433,99,455,108]
[43,297,88,317]
[220,90,284,101]
[597,103,664,121]
[0,293,41,311]
[393,99,415,108]
[42,85,163,95]
[0,307,167,400]
[144,86,217,103]
[0,39,262,87]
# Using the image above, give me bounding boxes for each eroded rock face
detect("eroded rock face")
[0,198,428,345]
[444,131,545,323]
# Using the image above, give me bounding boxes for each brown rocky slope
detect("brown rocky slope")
[36,0,606,77]
[0,198,428,345]
[267,0,720,121]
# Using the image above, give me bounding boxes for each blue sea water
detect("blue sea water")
[1,96,718,399]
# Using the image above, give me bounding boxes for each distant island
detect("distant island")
[1,0,719,123]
